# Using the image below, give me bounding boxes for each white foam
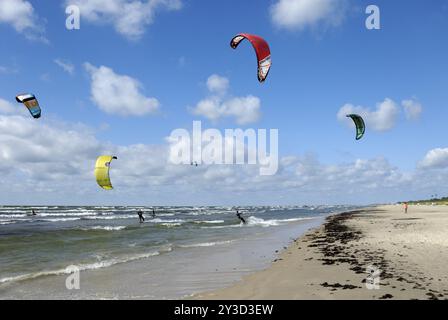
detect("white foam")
[82,226,126,231]
[194,220,225,224]
[39,217,81,222]
[201,216,316,229]
[179,240,235,248]
[0,221,16,225]
[147,218,185,224]
[160,223,182,227]
[0,247,171,285]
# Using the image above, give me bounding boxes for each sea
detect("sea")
[0,205,358,299]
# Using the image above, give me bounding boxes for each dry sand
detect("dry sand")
[195,205,448,300]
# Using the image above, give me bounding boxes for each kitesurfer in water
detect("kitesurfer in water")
[137,210,145,223]
[30,209,37,216]
[236,210,246,224]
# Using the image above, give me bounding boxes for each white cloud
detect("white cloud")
[0,115,101,181]
[84,63,160,116]
[270,0,347,31]
[54,59,75,75]
[191,75,261,125]
[418,148,448,169]
[66,0,182,40]
[402,99,423,120]
[0,98,17,115]
[0,0,46,42]
[337,98,399,132]
[0,104,447,205]
[206,74,229,95]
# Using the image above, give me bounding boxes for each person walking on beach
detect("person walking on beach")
[404,202,408,214]
[137,210,145,223]
[236,210,246,224]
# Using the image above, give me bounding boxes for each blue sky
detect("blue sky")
[1,0,448,205]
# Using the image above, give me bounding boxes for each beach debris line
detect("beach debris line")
[15,93,42,119]
[94,155,118,190]
[346,114,366,140]
[230,33,271,83]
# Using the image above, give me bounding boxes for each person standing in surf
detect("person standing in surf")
[236,210,246,224]
[137,210,145,223]
[152,208,156,218]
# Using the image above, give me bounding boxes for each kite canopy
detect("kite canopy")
[15,93,41,119]
[95,156,117,190]
[230,33,271,83]
[346,114,366,140]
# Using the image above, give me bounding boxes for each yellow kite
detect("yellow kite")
[95,156,117,190]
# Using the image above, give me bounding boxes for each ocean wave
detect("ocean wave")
[246,216,315,227]
[147,218,185,224]
[35,211,97,217]
[38,217,82,222]
[193,220,225,224]
[160,223,182,227]
[0,247,172,285]
[178,240,235,248]
[201,216,316,229]
[83,215,135,220]
[81,226,126,231]
[0,214,27,218]
[0,221,17,225]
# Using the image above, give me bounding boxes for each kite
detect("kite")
[95,156,117,190]
[346,114,366,140]
[16,93,41,119]
[230,33,271,83]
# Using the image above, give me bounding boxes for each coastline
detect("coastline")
[195,205,448,300]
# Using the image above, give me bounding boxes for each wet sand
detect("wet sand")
[196,205,448,300]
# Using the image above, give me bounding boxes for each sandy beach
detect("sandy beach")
[196,205,448,300]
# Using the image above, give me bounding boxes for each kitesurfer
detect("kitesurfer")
[236,210,246,224]
[137,210,145,223]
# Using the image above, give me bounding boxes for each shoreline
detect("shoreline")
[195,205,448,300]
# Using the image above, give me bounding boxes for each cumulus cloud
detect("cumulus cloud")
[0,115,101,183]
[0,0,47,42]
[206,74,229,95]
[337,98,399,132]
[1,95,446,205]
[402,99,423,120]
[84,63,160,116]
[270,0,347,31]
[0,98,17,115]
[191,75,261,125]
[66,0,182,40]
[54,59,75,75]
[418,148,448,169]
